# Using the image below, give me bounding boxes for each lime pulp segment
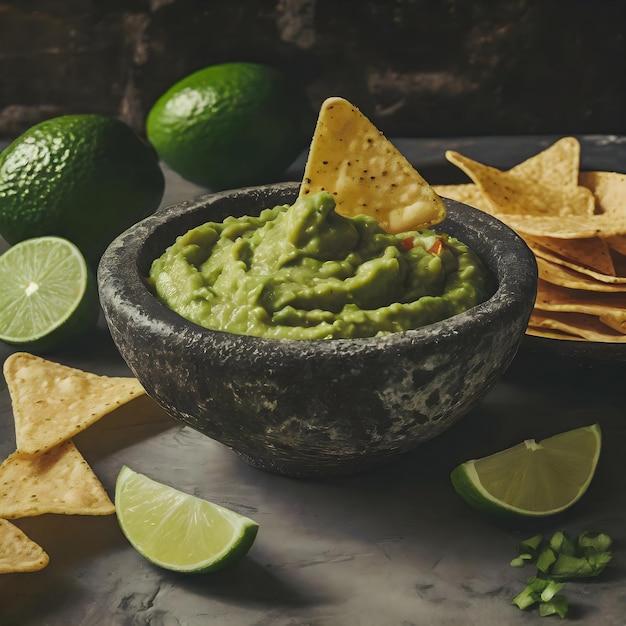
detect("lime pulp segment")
[0,236,92,344]
[115,466,259,573]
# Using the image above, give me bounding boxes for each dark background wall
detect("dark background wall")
[1,0,624,140]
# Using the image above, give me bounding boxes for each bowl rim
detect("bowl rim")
[98,181,538,355]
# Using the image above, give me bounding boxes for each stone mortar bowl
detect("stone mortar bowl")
[98,181,537,478]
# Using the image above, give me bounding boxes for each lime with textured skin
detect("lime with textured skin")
[0,236,99,353]
[146,62,314,191]
[0,114,164,264]
[451,424,602,518]
[115,466,259,573]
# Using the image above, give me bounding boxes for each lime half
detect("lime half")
[0,236,99,352]
[450,424,602,518]
[115,466,259,573]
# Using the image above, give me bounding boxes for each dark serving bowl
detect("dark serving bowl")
[98,181,537,478]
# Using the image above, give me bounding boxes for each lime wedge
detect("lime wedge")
[115,466,259,573]
[450,424,602,518]
[0,236,99,352]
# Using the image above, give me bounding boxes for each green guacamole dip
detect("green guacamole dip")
[149,192,490,339]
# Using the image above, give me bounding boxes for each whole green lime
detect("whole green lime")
[146,62,314,191]
[0,114,165,264]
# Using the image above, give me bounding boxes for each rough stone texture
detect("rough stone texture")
[1,1,624,139]
[97,182,538,477]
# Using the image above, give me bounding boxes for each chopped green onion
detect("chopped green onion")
[538,595,568,619]
[578,531,612,553]
[549,531,576,556]
[512,586,540,610]
[540,580,566,602]
[550,551,612,579]
[510,529,612,618]
[518,534,544,555]
[510,553,534,567]
[536,547,558,573]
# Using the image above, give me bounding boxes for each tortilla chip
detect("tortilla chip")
[0,440,115,518]
[529,311,626,343]
[502,211,626,240]
[432,183,492,212]
[600,314,626,334]
[510,137,583,188]
[579,170,626,217]
[439,138,587,214]
[537,257,626,293]
[0,518,49,573]
[3,352,145,455]
[445,143,595,218]
[535,279,626,320]
[531,242,626,283]
[496,170,626,240]
[299,96,446,232]
[524,235,616,276]
[526,325,584,341]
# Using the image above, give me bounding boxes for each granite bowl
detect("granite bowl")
[98,181,537,478]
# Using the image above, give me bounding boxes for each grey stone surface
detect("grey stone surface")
[1,135,626,624]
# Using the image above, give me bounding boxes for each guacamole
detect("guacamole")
[149,192,490,339]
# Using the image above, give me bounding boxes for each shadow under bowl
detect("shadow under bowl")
[97,182,537,478]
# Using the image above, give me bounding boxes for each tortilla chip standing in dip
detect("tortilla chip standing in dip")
[434,137,626,343]
[300,96,447,232]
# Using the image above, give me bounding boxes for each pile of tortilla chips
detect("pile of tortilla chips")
[0,352,145,573]
[433,137,626,343]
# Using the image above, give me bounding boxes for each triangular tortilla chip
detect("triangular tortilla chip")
[529,311,626,343]
[535,251,626,285]
[299,96,446,232]
[3,352,145,455]
[537,257,626,293]
[445,148,595,218]
[534,279,626,319]
[441,149,626,239]
[526,325,583,341]
[509,137,583,189]
[530,241,620,280]
[599,313,626,334]
[524,235,616,276]
[0,518,49,573]
[0,440,115,518]
[535,278,626,309]
[579,170,626,217]
[492,210,626,240]
[464,170,626,240]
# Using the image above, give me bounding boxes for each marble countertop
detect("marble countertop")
[1,135,626,625]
